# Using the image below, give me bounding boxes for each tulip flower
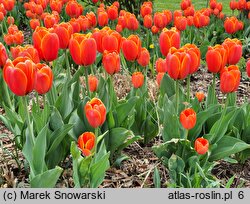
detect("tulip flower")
[11,45,40,64]
[88,75,98,92]
[102,51,120,75]
[246,59,250,78]
[206,45,227,73]
[121,35,141,61]
[3,57,37,96]
[156,72,165,87]
[159,27,180,57]
[224,17,243,34]
[166,48,191,80]
[2,0,15,11]
[0,42,8,68]
[153,12,168,29]
[195,92,205,102]
[220,65,240,94]
[183,44,200,75]
[102,31,121,53]
[107,5,118,20]
[132,72,144,89]
[180,108,196,130]
[7,16,14,25]
[98,11,108,27]
[65,0,83,18]
[30,19,40,30]
[33,27,59,62]
[35,63,53,94]
[53,22,73,49]
[222,38,242,65]
[155,58,168,73]
[137,48,150,67]
[143,15,153,29]
[194,138,209,155]
[174,16,187,31]
[230,0,238,10]
[69,33,97,66]
[85,98,106,128]
[50,0,63,13]
[86,12,97,28]
[78,132,95,156]
[126,14,139,31]
[140,3,152,17]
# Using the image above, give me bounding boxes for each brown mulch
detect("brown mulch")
[1,65,250,188]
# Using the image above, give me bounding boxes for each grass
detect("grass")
[154,0,232,15]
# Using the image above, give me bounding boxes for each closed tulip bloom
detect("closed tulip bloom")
[137,48,150,67]
[50,0,63,13]
[140,4,152,17]
[77,16,90,32]
[98,11,108,27]
[151,25,159,34]
[174,16,187,31]
[126,14,139,31]
[121,35,141,61]
[35,63,53,94]
[88,75,98,92]
[53,22,73,49]
[230,0,237,10]
[159,28,181,57]
[195,92,205,102]
[156,72,165,87]
[44,13,59,28]
[153,12,167,29]
[155,58,168,73]
[183,44,201,74]
[3,57,37,96]
[180,0,191,10]
[0,43,8,68]
[78,132,95,156]
[102,31,121,53]
[246,59,250,78]
[220,65,240,94]
[69,33,97,66]
[143,14,153,29]
[85,98,106,128]
[206,45,227,73]
[3,0,15,11]
[33,27,59,62]
[30,19,40,30]
[69,18,81,33]
[222,38,242,65]
[65,0,83,18]
[0,12,4,21]
[102,51,120,75]
[86,12,97,28]
[107,5,118,20]
[194,138,209,155]
[166,48,190,80]
[7,16,14,25]
[132,72,144,88]
[180,108,196,130]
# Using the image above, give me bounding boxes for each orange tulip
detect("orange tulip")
[155,58,168,73]
[69,18,81,33]
[246,59,250,78]
[195,92,205,102]
[98,11,108,27]
[193,12,210,28]
[77,16,90,32]
[137,48,150,67]
[2,0,15,12]
[0,12,4,21]
[84,98,106,128]
[102,50,120,75]
[86,11,97,28]
[78,132,95,156]
[166,48,190,80]
[222,38,242,65]
[53,22,73,49]
[174,16,187,31]
[151,25,159,34]
[107,5,118,20]
[69,33,97,66]
[11,45,40,64]
[153,12,168,29]
[132,72,144,88]
[140,3,152,17]
[180,0,191,10]
[183,44,200,74]
[143,14,153,29]
[224,16,243,34]
[159,27,180,57]
[7,16,14,25]
[44,13,59,28]
[35,63,53,94]
[126,14,139,31]
[121,35,141,61]
[88,75,98,92]
[206,45,227,73]
[102,30,121,53]
[0,42,8,68]
[3,57,37,96]
[156,72,165,87]
[50,0,63,13]
[230,0,237,10]
[30,19,40,30]
[180,108,196,130]
[65,0,83,18]
[220,65,240,94]
[194,138,209,155]
[33,27,59,62]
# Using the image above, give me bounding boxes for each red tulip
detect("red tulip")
[230,0,238,10]
[33,27,59,62]
[53,22,73,49]
[194,138,209,155]
[7,16,14,25]
[246,59,250,78]
[102,50,120,75]
[30,19,40,30]
[0,42,8,68]
[65,0,83,18]
[88,75,98,92]
[85,98,106,128]
[156,72,165,87]
[107,5,118,20]
[35,63,53,94]
[222,38,242,65]
[98,11,108,27]
[166,47,190,80]
[3,57,37,96]
[140,3,152,17]
[121,35,141,61]
[143,14,153,29]
[183,44,200,74]
[137,48,150,67]
[155,58,168,73]
[174,16,187,31]
[2,0,15,11]
[86,12,97,28]
[50,0,63,13]
[159,27,180,57]
[180,108,196,130]
[11,45,40,64]
[69,33,97,66]
[153,12,168,29]
[132,72,144,88]
[78,132,95,156]
[126,14,139,31]
[102,30,121,53]
[206,45,227,73]
[220,65,240,94]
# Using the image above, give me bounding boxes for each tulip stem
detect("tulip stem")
[84,67,90,96]
[22,96,35,145]
[176,80,180,114]
[94,128,99,154]
[187,75,191,103]
[212,74,216,104]
[65,50,71,78]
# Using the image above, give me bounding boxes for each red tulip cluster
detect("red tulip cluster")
[224,16,244,34]
[209,0,224,17]
[230,0,250,11]
[116,10,139,32]
[153,10,172,30]
[97,2,119,27]
[24,0,47,19]
[4,24,24,46]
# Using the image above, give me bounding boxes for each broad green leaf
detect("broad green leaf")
[153,167,161,188]
[30,166,63,188]
[70,142,82,188]
[49,107,64,131]
[160,74,175,98]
